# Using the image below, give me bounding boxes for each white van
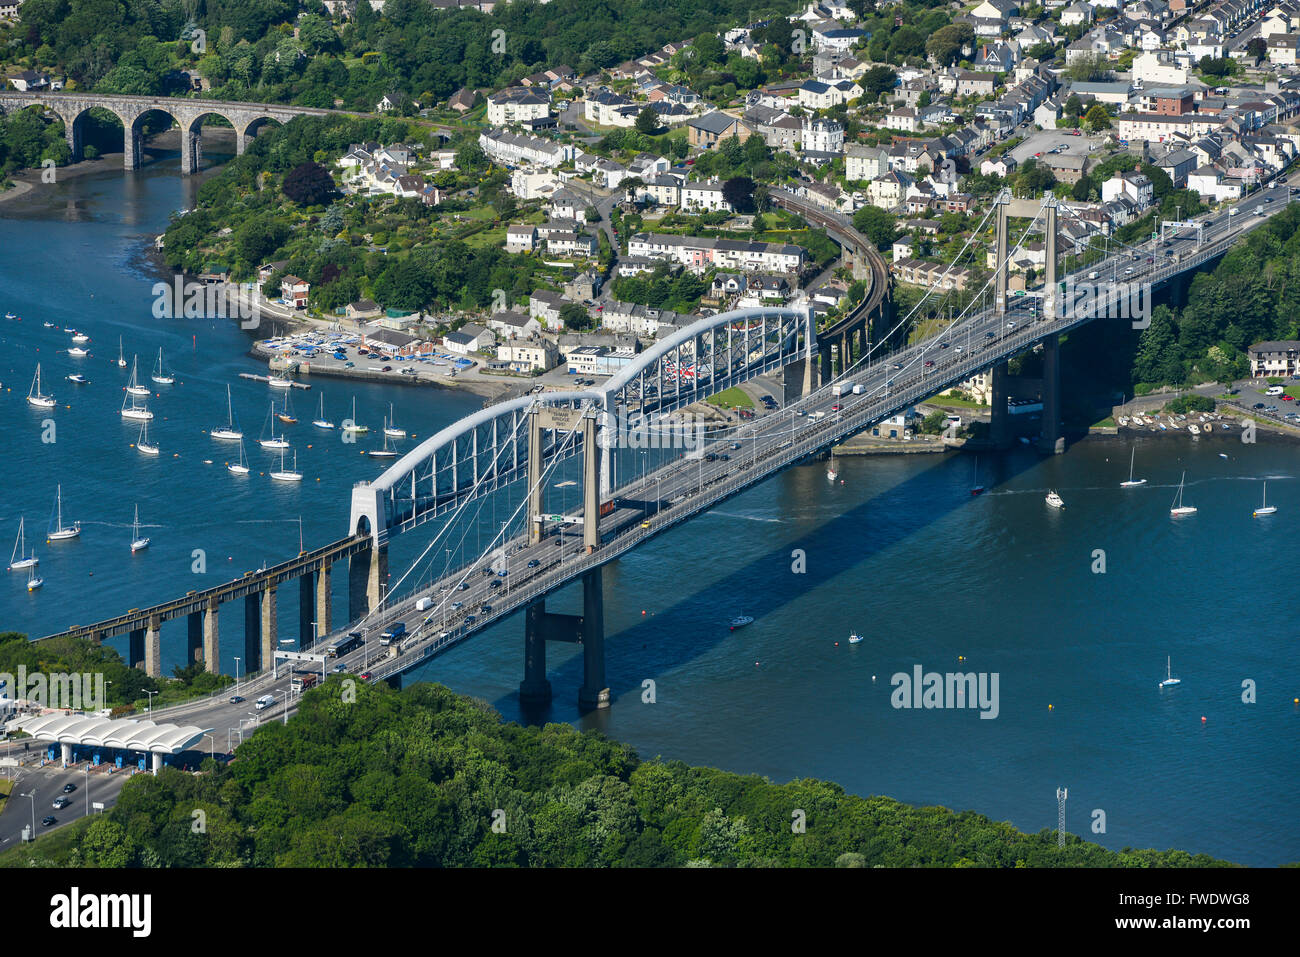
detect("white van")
[1266,385,1285,396]
[255,694,276,710]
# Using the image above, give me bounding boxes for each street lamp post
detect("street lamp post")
[278,690,289,725]
[25,790,35,837]
[233,657,241,696]
[202,733,216,762]
[145,689,158,715]
[84,764,89,818]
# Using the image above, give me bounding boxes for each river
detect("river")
[1,154,1296,865]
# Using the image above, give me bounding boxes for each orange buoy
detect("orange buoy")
[1201,716,1207,723]
[1048,704,1054,710]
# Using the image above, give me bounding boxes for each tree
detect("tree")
[282,162,337,206]
[852,206,898,250]
[1083,104,1112,132]
[722,176,756,214]
[635,106,659,135]
[1247,36,1267,60]
[926,24,973,67]
[1064,94,1083,118]
[860,65,898,97]
[560,303,595,331]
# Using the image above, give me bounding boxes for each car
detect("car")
[1006,320,1017,329]
[985,331,995,339]
[382,365,392,372]
[720,453,730,460]
[458,582,470,591]
[1071,129,1081,136]
[42,816,56,827]
[731,442,742,450]
[333,663,348,673]
[527,559,540,568]
[53,796,70,809]
[497,569,508,577]
[954,345,963,353]
[939,342,948,349]
[831,403,843,412]
[451,601,463,610]
[62,783,76,794]
[924,360,935,368]
[465,615,477,624]
[480,603,493,613]
[344,361,355,368]
[229,695,245,704]
[1265,196,1273,203]
[360,672,372,682]
[1146,257,1154,264]
[1254,402,1266,409]
[641,520,651,529]
[1284,395,1295,401]
[1035,151,1043,157]
[1226,388,1239,395]
[885,379,895,388]
[892,363,903,370]
[795,409,807,416]
[489,580,501,589]
[1124,267,1134,275]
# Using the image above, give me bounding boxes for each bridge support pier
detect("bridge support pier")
[63,113,82,163]
[203,600,220,675]
[181,126,201,176]
[188,612,203,665]
[348,543,388,623]
[989,362,1012,449]
[123,126,142,171]
[236,127,247,156]
[145,615,162,679]
[518,568,608,710]
[299,571,315,648]
[128,628,144,671]
[577,568,609,711]
[527,408,544,545]
[315,563,333,640]
[1038,333,1064,455]
[259,585,277,674]
[583,413,600,554]
[244,594,260,674]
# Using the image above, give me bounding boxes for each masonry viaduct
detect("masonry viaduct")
[0,92,343,173]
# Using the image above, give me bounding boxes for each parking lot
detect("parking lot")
[1006,127,1107,165]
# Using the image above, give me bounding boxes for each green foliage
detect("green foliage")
[852,206,898,251]
[611,264,707,311]
[1166,394,1215,414]
[10,680,1238,868]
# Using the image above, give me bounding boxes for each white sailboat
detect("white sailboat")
[120,371,153,420]
[47,485,80,541]
[129,505,150,552]
[1120,446,1146,487]
[1253,481,1277,517]
[125,356,150,396]
[826,451,838,482]
[1045,489,1065,509]
[26,565,43,591]
[312,393,334,429]
[1158,656,1181,689]
[1170,471,1197,516]
[258,402,290,450]
[151,347,174,385]
[135,420,160,456]
[117,336,127,369]
[211,384,243,440]
[384,403,406,438]
[729,615,754,629]
[269,449,303,482]
[367,418,399,458]
[228,439,250,475]
[26,364,56,408]
[8,518,38,571]
[342,395,369,434]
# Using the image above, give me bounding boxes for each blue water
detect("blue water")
[3,159,1297,865]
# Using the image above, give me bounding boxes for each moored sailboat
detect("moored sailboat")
[269,449,303,482]
[151,347,175,385]
[228,438,250,475]
[1158,656,1181,688]
[1253,481,1277,517]
[312,392,334,429]
[130,504,150,552]
[135,420,160,455]
[47,485,80,541]
[384,403,406,438]
[125,356,150,396]
[27,364,56,408]
[1120,446,1146,487]
[8,518,38,571]
[1170,471,1197,516]
[259,402,290,450]
[211,384,243,440]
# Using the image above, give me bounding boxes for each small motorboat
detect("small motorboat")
[1045,490,1065,509]
[66,374,89,385]
[68,346,89,357]
[71,332,89,344]
[848,633,864,644]
[729,616,754,630]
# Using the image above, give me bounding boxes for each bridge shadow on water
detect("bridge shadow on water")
[472,441,1052,730]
